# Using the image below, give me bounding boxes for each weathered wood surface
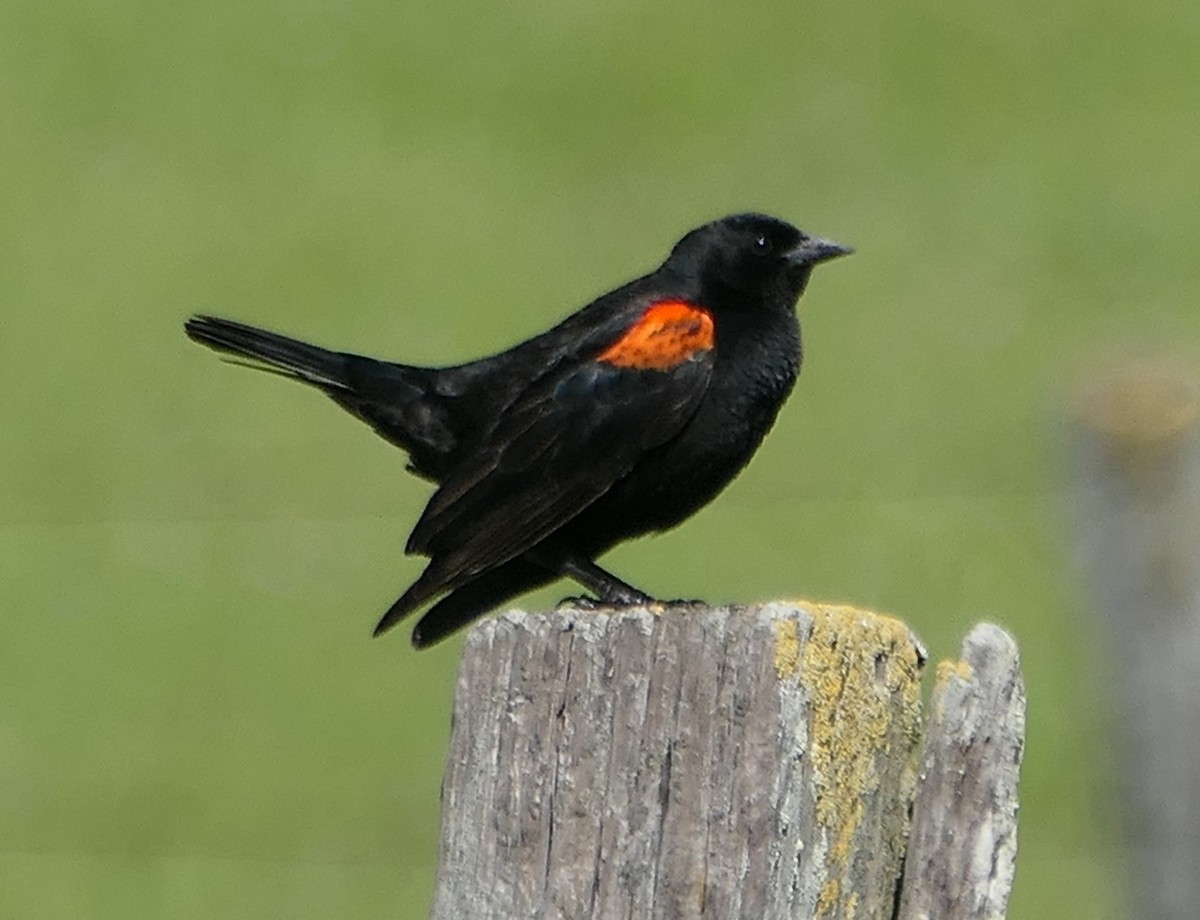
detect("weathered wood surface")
[894,623,1026,920]
[1072,364,1200,920]
[429,602,927,920]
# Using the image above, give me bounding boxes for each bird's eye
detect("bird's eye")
[753,235,773,256]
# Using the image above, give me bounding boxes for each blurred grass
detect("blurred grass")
[2,0,1198,915]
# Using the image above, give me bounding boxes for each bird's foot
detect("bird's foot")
[557,595,600,611]
[557,589,653,611]
[602,585,653,606]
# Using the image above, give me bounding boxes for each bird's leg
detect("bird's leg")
[551,556,653,608]
[524,546,653,608]
[557,559,709,608]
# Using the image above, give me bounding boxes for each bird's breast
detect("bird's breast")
[580,312,801,542]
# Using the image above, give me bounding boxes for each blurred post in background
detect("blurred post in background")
[1071,362,1200,920]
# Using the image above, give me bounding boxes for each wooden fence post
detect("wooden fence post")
[1071,363,1200,920]
[895,623,1026,920]
[429,602,1025,919]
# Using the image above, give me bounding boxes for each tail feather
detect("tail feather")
[374,556,555,646]
[184,315,350,391]
[372,565,446,638]
[184,314,458,477]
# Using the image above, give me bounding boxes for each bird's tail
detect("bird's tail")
[184,315,351,391]
[185,314,457,476]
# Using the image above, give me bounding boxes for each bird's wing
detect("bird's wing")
[400,301,716,606]
[412,357,712,571]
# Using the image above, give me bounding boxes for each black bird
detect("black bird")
[184,213,851,646]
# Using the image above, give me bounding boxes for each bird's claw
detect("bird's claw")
[557,595,601,610]
[556,591,653,611]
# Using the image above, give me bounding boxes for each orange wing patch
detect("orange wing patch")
[597,301,715,371]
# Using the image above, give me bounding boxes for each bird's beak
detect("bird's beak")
[787,236,854,267]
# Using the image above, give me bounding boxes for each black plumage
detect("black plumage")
[184,213,850,646]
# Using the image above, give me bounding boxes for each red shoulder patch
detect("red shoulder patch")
[597,301,714,371]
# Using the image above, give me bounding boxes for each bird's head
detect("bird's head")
[664,213,851,313]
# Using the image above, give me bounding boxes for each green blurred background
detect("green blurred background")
[3,0,1198,915]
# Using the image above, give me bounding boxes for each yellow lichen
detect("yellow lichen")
[936,658,974,686]
[931,658,974,722]
[817,877,841,916]
[795,603,925,918]
[773,617,801,680]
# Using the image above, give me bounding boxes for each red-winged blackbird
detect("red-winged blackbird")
[185,213,850,646]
